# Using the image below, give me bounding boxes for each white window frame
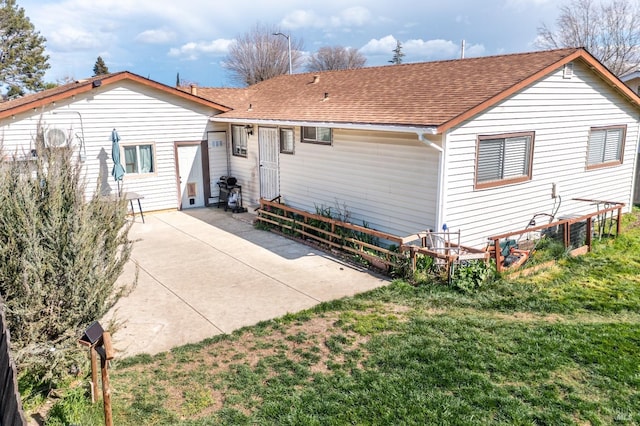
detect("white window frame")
[121,143,156,176]
[301,126,332,145]
[231,124,248,157]
[475,131,534,189]
[280,128,295,154]
[586,125,626,169]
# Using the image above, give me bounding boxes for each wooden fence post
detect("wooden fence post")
[90,346,99,402]
[100,331,115,426]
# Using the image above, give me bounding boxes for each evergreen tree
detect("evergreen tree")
[389,40,405,65]
[0,0,50,98]
[93,55,109,76]
[0,140,133,386]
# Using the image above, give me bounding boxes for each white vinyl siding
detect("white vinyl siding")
[476,132,533,188]
[587,126,625,167]
[277,129,440,238]
[0,81,221,212]
[231,127,439,236]
[444,60,638,248]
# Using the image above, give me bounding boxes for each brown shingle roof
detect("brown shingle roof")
[204,48,640,133]
[0,71,230,119]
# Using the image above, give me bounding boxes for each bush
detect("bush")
[450,260,495,293]
[0,145,133,388]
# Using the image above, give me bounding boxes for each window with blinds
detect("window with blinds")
[475,132,534,189]
[587,126,625,169]
[231,125,248,157]
[280,128,294,154]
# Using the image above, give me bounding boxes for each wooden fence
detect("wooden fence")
[0,304,27,426]
[257,199,487,275]
[487,199,624,273]
[258,198,625,276]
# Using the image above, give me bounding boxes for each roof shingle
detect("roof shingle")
[203,48,640,132]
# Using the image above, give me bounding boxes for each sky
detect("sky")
[19,0,561,88]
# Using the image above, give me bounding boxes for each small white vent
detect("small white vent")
[563,62,574,79]
[45,128,67,147]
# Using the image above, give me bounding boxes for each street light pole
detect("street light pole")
[273,32,292,75]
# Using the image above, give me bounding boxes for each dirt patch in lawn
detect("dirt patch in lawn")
[111,302,408,420]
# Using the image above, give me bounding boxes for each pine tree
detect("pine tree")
[0,0,50,97]
[389,40,405,65]
[93,56,109,76]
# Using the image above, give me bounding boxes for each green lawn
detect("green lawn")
[46,211,640,425]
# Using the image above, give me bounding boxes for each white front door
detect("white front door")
[207,131,228,204]
[259,127,280,200]
[177,144,205,209]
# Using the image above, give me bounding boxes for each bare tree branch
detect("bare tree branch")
[306,46,366,72]
[222,23,304,86]
[536,0,640,76]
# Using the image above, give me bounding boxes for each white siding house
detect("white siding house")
[0,72,229,212]
[444,60,640,246]
[203,48,640,248]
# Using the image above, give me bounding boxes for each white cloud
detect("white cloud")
[360,35,485,62]
[360,35,398,55]
[405,39,458,58]
[330,7,371,27]
[168,39,234,60]
[506,0,552,7]
[47,27,105,51]
[455,15,470,25]
[136,29,176,44]
[283,6,372,31]
[463,43,486,57]
[281,10,322,29]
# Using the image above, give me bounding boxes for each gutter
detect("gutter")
[210,116,438,136]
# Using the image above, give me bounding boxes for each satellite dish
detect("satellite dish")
[45,128,67,147]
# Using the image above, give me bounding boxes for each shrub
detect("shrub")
[0,145,133,388]
[450,260,496,293]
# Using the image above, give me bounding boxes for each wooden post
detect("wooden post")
[586,216,592,252]
[493,238,502,273]
[90,346,99,403]
[101,331,115,426]
[410,246,416,273]
[617,207,622,236]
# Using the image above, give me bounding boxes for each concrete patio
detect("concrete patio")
[102,208,389,357]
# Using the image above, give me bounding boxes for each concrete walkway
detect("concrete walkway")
[102,208,389,357]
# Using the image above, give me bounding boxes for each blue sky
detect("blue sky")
[20,0,560,88]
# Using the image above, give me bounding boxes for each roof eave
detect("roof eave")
[0,72,230,120]
[436,48,640,133]
[210,116,438,135]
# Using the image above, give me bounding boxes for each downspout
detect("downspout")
[417,132,443,153]
[631,116,640,209]
[417,132,445,233]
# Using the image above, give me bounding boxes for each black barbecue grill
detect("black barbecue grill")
[217,176,246,212]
